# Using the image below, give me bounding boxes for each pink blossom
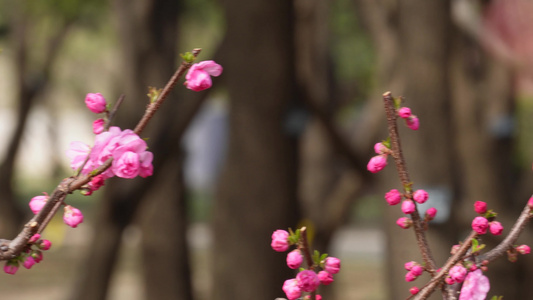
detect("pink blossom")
[398,107,412,119]
[66,141,92,173]
[63,205,84,228]
[286,250,303,269]
[88,175,106,192]
[112,151,141,178]
[528,196,533,209]
[472,216,489,234]
[317,270,334,285]
[413,189,429,204]
[489,221,503,235]
[296,270,320,292]
[282,279,301,300]
[459,270,490,300]
[39,240,52,251]
[402,200,416,214]
[93,118,105,134]
[367,155,387,173]
[29,195,48,214]
[396,217,412,229]
[404,261,417,271]
[324,257,341,274]
[374,142,387,154]
[32,251,43,263]
[405,271,417,282]
[449,265,467,283]
[516,244,531,255]
[271,230,289,252]
[85,93,107,114]
[411,265,424,276]
[4,261,18,275]
[426,207,437,220]
[385,189,402,206]
[23,256,36,269]
[29,234,41,243]
[406,116,420,130]
[474,201,487,214]
[409,286,419,295]
[185,60,223,92]
[445,276,455,285]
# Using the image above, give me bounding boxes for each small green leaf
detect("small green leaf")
[180,52,196,63]
[147,86,162,103]
[382,137,391,149]
[320,253,328,262]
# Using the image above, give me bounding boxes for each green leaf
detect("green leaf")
[320,253,328,262]
[180,52,196,63]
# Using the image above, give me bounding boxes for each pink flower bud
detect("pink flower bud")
[85,93,107,114]
[404,261,417,271]
[405,271,417,282]
[271,230,290,252]
[39,239,52,251]
[413,189,429,204]
[185,60,223,92]
[317,270,334,285]
[516,245,531,255]
[367,155,387,173]
[451,244,460,254]
[29,234,41,243]
[409,286,419,295]
[4,260,18,275]
[374,142,387,154]
[303,295,322,300]
[93,118,105,134]
[23,256,36,269]
[489,221,503,235]
[396,217,412,229]
[426,207,437,220]
[286,250,303,269]
[398,107,412,119]
[472,216,489,234]
[296,270,320,292]
[324,257,341,274]
[402,200,416,214]
[88,175,106,192]
[282,279,301,300]
[32,251,43,263]
[385,189,402,206]
[63,205,84,228]
[445,276,455,285]
[411,265,424,276]
[474,201,487,214]
[406,116,420,130]
[449,265,467,283]
[528,196,533,209]
[29,195,48,214]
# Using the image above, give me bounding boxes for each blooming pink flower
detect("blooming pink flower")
[449,265,467,283]
[398,107,412,119]
[296,270,320,292]
[63,205,84,228]
[374,142,387,154]
[29,195,48,214]
[23,256,36,269]
[85,93,107,114]
[66,141,92,173]
[405,271,417,282]
[459,270,490,300]
[367,155,387,173]
[317,270,334,285]
[185,60,223,92]
[112,151,141,178]
[396,217,412,229]
[413,189,429,204]
[385,189,402,206]
[489,221,503,235]
[282,278,301,300]
[287,250,303,269]
[29,234,41,243]
[324,257,341,274]
[474,201,487,214]
[426,207,437,220]
[4,261,18,275]
[271,230,289,252]
[409,286,419,295]
[472,216,489,234]
[516,244,531,255]
[402,200,416,214]
[39,240,52,251]
[406,116,420,130]
[93,118,105,134]
[411,265,424,277]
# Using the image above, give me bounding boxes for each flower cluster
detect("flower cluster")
[383,188,437,230]
[4,233,52,274]
[271,229,341,300]
[29,194,84,228]
[397,106,420,131]
[471,201,503,235]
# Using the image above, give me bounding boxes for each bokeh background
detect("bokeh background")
[1,0,533,299]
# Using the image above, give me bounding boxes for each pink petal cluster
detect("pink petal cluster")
[324,257,341,274]
[405,261,424,282]
[426,207,437,220]
[385,189,402,206]
[528,196,533,209]
[63,205,84,228]
[93,118,105,134]
[4,260,18,275]
[317,270,334,285]
[396,217,412,229]
[402,200,416,214]
[406,116,420,130]
[39,240,52,251]
[88,175,106,192]
[367,155,387,173]
[472,216,489,234]
[398,107,412,118]
[374,142,388,154]
[413,189,429,204]
[296,270,320,292]
[271,230,289,252]
[282,278,301,300]
[287,250,303,269]
[185,60,223,92]
[448,265,467,284]
[29,195,48,214]
[474,201,487,214]
[489,221,503,235]
[459,270,490,300]
[85,93,107,114]
[29,234,41,243]
[23,256,36,269]
[516,244,531,255]
[409,286,419,295]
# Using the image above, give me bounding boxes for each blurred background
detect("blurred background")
[1,0,533,299]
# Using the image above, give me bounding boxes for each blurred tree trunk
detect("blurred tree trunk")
[212,0,299,299]
[71,1,195,299]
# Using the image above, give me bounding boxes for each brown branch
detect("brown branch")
[298,227,317,299]
[383,91,437,272]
